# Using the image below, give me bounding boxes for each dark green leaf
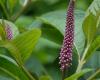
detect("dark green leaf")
[0,54,29,80]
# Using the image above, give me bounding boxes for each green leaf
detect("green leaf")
[15,16,34,28]
[7,0,18,14]
[83,13,99,45]
[64,69,92,80]
[0,23,6,40]
[39,76,52,80]
[6,29,41,62]
[0,75,13,80]
[33,38,60,63]
[87,0,100,16]
[0,54,29,80]
[84,51,100,79]
[37,10,85,55]
[85,36,100,60]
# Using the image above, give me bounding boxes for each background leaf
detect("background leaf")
[36,10,85,55]
[83,13,99,45]
[0,54,29,80]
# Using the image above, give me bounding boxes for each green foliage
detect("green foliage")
[37,10,85,55]
[83,13,99,45]
[0,54,29,80]
[0,0,100,80]
[4,29,41,63]
[85,36,100,60]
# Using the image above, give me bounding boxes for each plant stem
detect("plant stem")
[16,59,35,80]
[14,55,35,80]
[87,69,100,80]
[62,69,66,80]
[76,45,90,72]
[76,60,85,73]
[21,66,36,80]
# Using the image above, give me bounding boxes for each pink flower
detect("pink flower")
[59,0,75,71]
[5,24,13,40]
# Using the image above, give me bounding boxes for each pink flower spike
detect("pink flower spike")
[59,0,75,71]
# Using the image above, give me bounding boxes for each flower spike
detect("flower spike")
[59,0,75,71]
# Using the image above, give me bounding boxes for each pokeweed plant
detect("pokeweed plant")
[0,0,100,80]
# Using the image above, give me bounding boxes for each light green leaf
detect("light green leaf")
[0,54,29,80]
[85,36,100,60]
[87,0,100,16]
[7,29,41,62]
[83,13,99,45]
[64,69,92,80]
[37,10,85,55]
[0,29,41,63]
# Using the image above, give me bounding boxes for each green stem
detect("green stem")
[62,71,65,80]
[15,59,35,80]
[76,45,90,72]
[15,57,35,80]
[76,60,85,73]
[87,69,100,80]
[21,66,36,80]
[0,1,10,19]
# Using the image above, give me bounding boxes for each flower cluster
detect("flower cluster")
[5,24,13,40]
[59,0,75,71]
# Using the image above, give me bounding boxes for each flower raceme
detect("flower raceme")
[5,24,13,40]
[59,0,75,71]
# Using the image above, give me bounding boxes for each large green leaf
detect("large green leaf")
[37,10,85,55]
[0,54,29,80]
[85,36,100,60]
[10,29,41,62]
[83,13,99,45]
[1,29,41,63]
[64,69,92,80]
